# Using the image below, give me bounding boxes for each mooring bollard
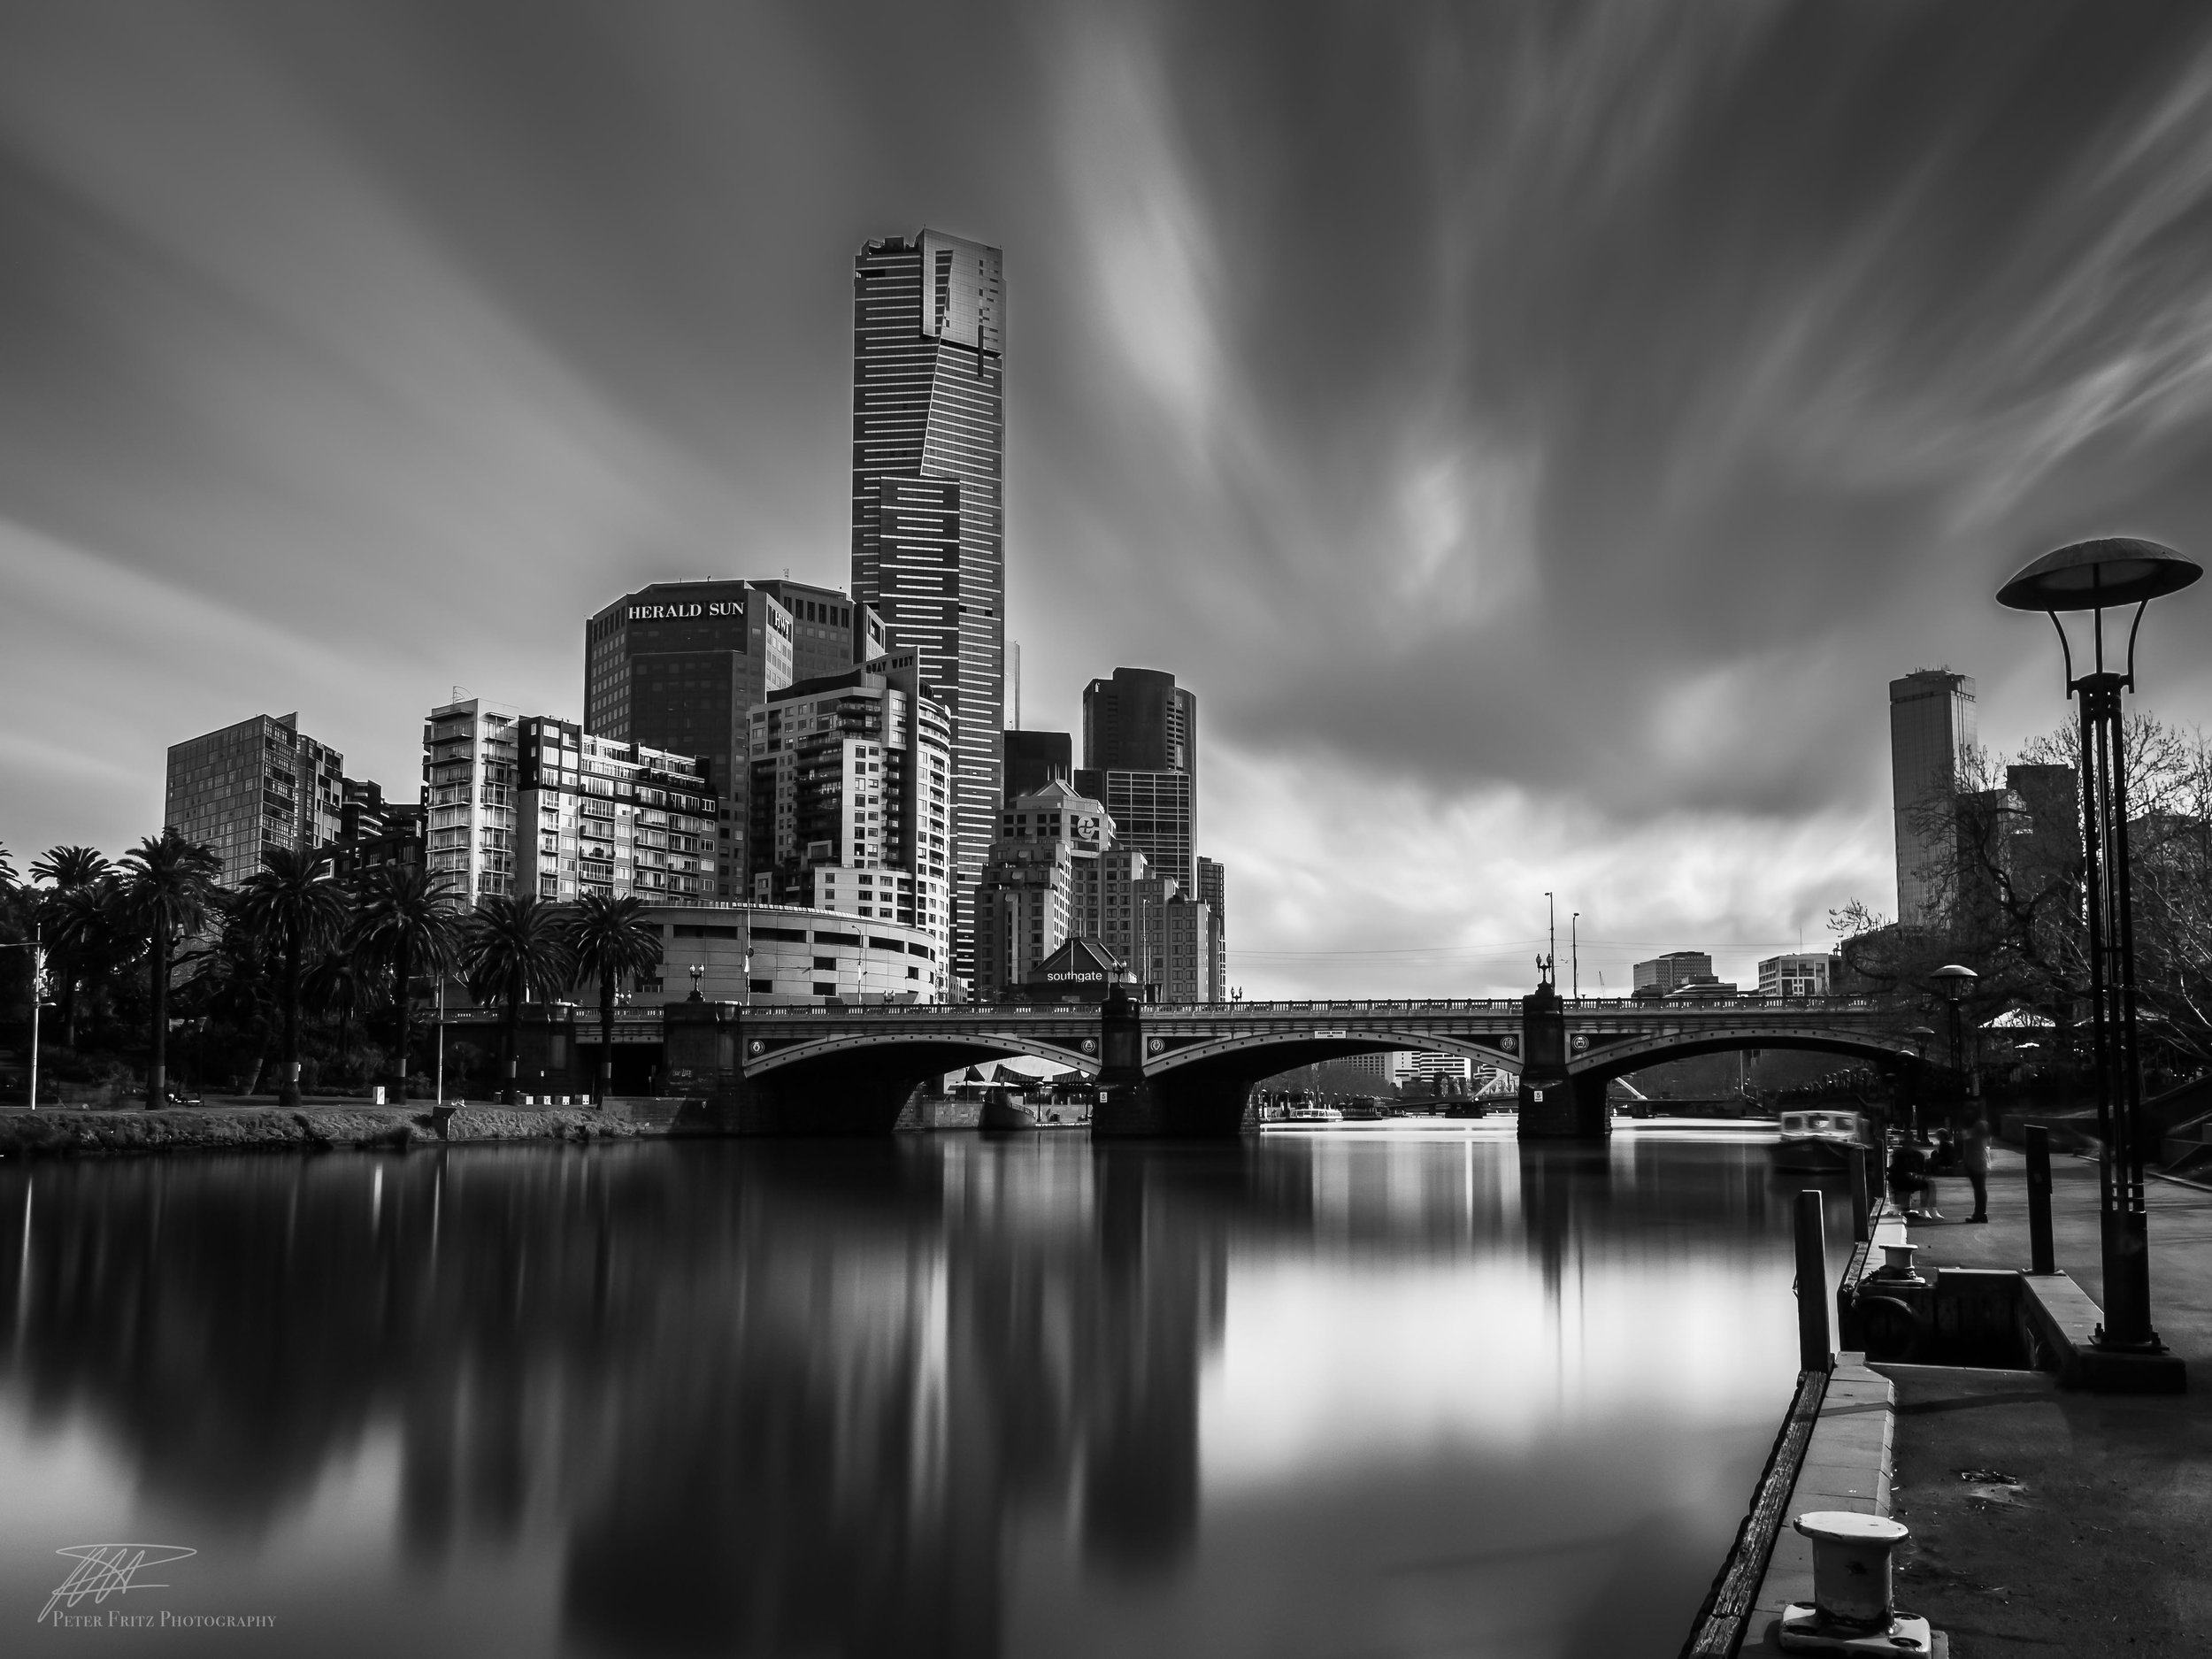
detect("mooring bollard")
[1847,1144,1870,1242]
[2025,1124,2055,1276]
[1870,1240,1924,1286]
[1794,1190,1832,1373]
[1779,1511,1934,1653]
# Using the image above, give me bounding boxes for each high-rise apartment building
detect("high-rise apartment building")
[744,651,956,960]
[165,713,346,889]
[332,778,426,880]
[425,698,716,906]
[1075,667,1198,891]
[850,228,1007,984]
[1197,855,1227,995]
[1890,668,1978,927]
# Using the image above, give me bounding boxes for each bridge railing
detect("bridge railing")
[739,994,1910,1019]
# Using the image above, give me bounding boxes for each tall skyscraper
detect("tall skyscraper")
[851,227,1007,987]
[165,713,345,889]
[1889,668,1978,927]
[1075,667,1198,891]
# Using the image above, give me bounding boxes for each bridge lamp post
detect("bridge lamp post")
[1999,534,2201,1356]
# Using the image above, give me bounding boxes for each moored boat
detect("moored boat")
[1772,1108,1873,1171]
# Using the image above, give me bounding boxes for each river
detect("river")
[0,1124,1813,1656]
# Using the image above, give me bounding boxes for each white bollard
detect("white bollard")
[1779,1511,1935,1654]
[1871,1241,1925,1285]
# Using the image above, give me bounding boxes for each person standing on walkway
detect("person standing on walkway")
[1962,1116,1990,1222]
[1889,1136,1930,1217]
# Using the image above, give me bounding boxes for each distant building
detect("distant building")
[424,698,716,906]
[165,712,345,890]
[1406,1051,1471,1082]
[1757,953,1839,997]
[749,578,889,682]
[972,780,1111,1000]
[1633,951,1713,997]
[1197,855,1227,994]
[744,652,956,962]
[851,228,1008,987]
[2006,763,2079,891]
[1007,936,1131,1004]
[1890,668,1978,926]
[1004,730,1072,806]
[333,778,425,879]
[1075,666,1198,890]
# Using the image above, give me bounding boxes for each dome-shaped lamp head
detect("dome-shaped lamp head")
[1997,537,2200,686]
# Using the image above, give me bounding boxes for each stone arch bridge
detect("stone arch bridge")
[663,990,1924,1138]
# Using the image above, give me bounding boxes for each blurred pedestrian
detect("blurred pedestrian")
[1888,1137,1931,1217]
[1962,1117,1990,1223]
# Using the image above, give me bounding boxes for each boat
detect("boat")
[1279,1101,1344,1125]
[979,1087,1039,1132]
[1773,1108,1874,1171]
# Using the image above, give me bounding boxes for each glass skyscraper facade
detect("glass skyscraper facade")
[851,227,1006,988]
[1075,666,1199,892]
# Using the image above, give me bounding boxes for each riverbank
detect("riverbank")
[0,1100,673,1156]
[1871,1146,2209,1655]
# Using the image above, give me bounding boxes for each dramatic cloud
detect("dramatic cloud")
[3,1,2210,994]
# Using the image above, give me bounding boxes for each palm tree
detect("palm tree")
[350,864,463,1104]
[305,949,376,1086]
[42,877,131,1048]
[563,894,664,1106]
[459,895,573,1104]
[119,829,222,1109]
[32,846,113,1047]
[232,846,351,1106]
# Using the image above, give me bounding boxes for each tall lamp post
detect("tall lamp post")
[1998,535,2202,1354]
[1931,963,1978,1123]
[1905,1025,1936,1142]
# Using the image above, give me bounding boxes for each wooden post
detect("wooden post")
[2025,1125,2056,1276]
[1795,1190,1832,1372]
[1847,1145,1870,1242]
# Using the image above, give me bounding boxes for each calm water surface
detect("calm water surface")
[0,1125,1814,1657]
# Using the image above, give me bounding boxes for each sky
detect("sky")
[3,0,2212,998]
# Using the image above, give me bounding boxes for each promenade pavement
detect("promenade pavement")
[1878,1145,2211,1655]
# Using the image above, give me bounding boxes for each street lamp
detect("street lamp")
[687,964,706,1002]
[1999,534,2202,1354]
[1930,963,1978,1123]
[1904,1025,1936,1142]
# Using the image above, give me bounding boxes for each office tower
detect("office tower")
[1004,730,1072,806]
[588,579,875,898]
[744,650,956,959]
[165,713,344,889]
[1889,668,1978,927]
[1757,953,1837,997]
[425,699,716,906]
[2006,763,2080,891]
[850,228,1007,984]
[974,779,1111,999]
[1075,667,1198,891]
[1632,951,1714,996]
[750,578,889,681]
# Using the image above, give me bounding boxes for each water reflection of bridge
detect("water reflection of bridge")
[0,1134,1811,1656]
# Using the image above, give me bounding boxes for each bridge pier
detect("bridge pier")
[1092,990,1256,1138]
[1517,984,1610,1141]
[666,1002,925,1135]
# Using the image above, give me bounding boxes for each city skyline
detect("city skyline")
[4,5,2212,999]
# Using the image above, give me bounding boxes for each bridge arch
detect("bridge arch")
[1146,1028,1520,1079]
[1565,1026,1921,1084]
[749,1030,1098,1079]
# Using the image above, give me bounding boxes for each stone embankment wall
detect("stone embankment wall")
[0,1105,668,1157]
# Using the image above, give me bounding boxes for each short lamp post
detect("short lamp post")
[687,964,705,1002]
[1931,963,1978,1119]
[1999,535,2203,1354]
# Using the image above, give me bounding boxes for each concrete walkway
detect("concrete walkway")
[1878,1146,2211,1655]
